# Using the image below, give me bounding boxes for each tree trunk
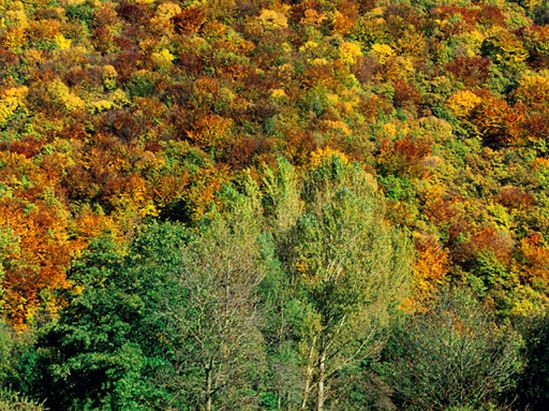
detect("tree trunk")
[317,349,326,411]
[301,364,313,410]
[206,366,212,411]
[301,338,317,410]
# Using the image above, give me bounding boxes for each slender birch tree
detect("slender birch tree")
[286,152,413,410]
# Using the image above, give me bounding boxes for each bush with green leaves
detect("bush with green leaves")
[379,288,524,410]
[515,312,549,410]
[0,387,45,411]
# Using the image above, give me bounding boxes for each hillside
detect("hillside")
[0,0,547,409]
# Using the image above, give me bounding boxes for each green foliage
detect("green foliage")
[299,87,329,117]
[470,251,512,291]
[261,158,302,236]
[31,224,190,410]
[379,288,524,410]
[0,321,15,382]
[126,75,156,98]
[64,2,95,28]
[378,175,415,202]
[280,155,413,409]
[0,387,45,411]
[156,188,267,410]
[515,312,549,409]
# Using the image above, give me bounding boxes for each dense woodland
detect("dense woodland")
[0,0,547,409]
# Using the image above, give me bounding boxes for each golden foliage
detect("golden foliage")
[151,49,175,71]
[339,41,362,66]
[187,114,233,149]
[301,9,327,26]
[514,71,549,107]
[0,0,545,327]
[259,9,288,29]
[47,79,85,111]
[172,7,206,34]
[484,28,529,65]
[1,1,28,50]
[412,234,449,298]
[0,86,28,126]
[519,234,549,283]
[447,90,482,117]
[309,147,350,169]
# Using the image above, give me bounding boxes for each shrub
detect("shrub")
[0,387,45,411]
[379,289,524,410]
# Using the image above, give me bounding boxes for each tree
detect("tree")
[257,159,306,410]
[379,288,524,410]
[287,151,412,410]
[515,312,549,410]
[156,182,268,410]
[0,320,17,384]
[32,223,190,410]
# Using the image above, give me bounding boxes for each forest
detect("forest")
[0,0,547,409]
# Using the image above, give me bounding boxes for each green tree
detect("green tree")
[515,312,549,410]
[0,321,15,384]
[287,153,413,410]
[258,160,305,410]
[157,182,268,411]
[379,288,524,410]
[32,223,190,410]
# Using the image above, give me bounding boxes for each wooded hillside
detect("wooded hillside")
[0,0,547,409]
